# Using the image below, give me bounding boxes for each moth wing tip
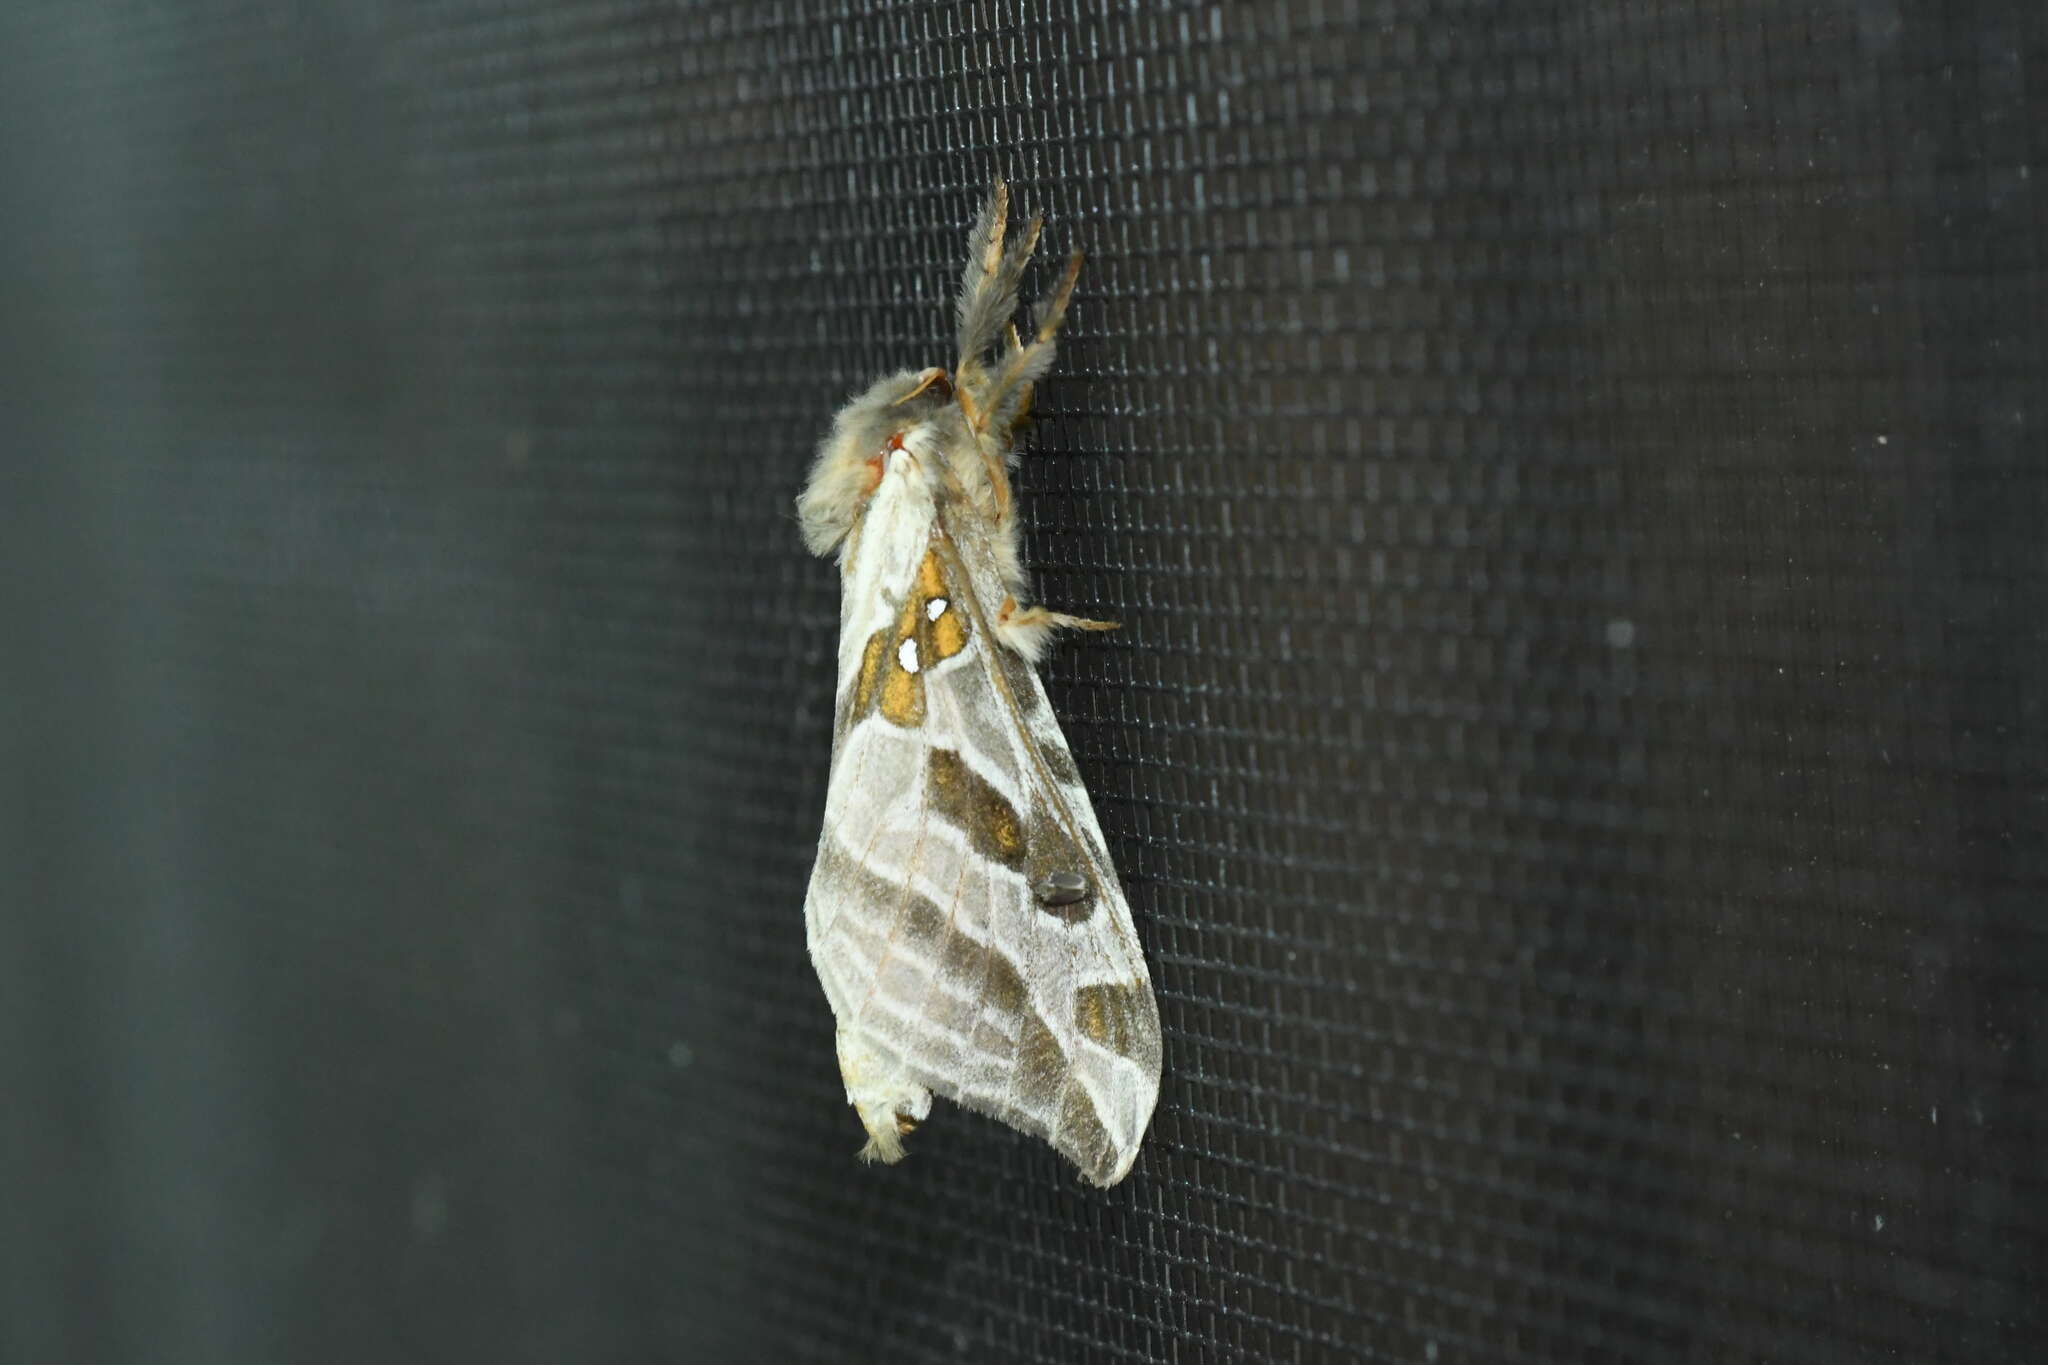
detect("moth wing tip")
[1083,1146,1142,1189]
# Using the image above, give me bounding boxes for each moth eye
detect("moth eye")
[1033,871,1090,907]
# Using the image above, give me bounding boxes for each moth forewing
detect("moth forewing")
[798,182,1161,1187]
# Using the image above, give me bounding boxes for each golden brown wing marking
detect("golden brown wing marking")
[847,548,973,730]
[844,631,890,728]
[912,549,971,662]
[927,748,1026,869]
[1073,981,1147,1054]
[878,657,925,727]
[925,740,1100,923]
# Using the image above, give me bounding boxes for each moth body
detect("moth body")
[797,184,1162,1186]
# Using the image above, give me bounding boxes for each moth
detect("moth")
[795,183,1162,1186]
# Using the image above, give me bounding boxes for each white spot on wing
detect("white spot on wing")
[897,637,920,673]
[927,597,948,621]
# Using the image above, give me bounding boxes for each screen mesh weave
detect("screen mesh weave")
[5,3,2043,1362]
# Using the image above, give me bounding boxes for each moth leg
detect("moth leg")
[955,382,986,432]
[1032,248,1084,347]
[1009,385,1036,435]
[956,181,1059,430]
[997,595,1117,659]
[891,366,952,405]
[1005,322,1038,435]
[972,248,1083,437]
[1012,607,1118,632]
[956,182,1043,379]
[950,188,1082,528]
[981,443,1013,521]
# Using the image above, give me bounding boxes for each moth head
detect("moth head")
[797,367,956,557]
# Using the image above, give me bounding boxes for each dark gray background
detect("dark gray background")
[4,2,2043,1361]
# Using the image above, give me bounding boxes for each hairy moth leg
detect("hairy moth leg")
[997,594,1118,661]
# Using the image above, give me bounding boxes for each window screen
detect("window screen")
[4,3,2042,1362]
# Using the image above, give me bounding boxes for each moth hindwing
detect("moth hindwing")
[794,183,1161,1187]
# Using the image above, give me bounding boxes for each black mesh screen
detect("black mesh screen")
[5,3,2044,1361]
